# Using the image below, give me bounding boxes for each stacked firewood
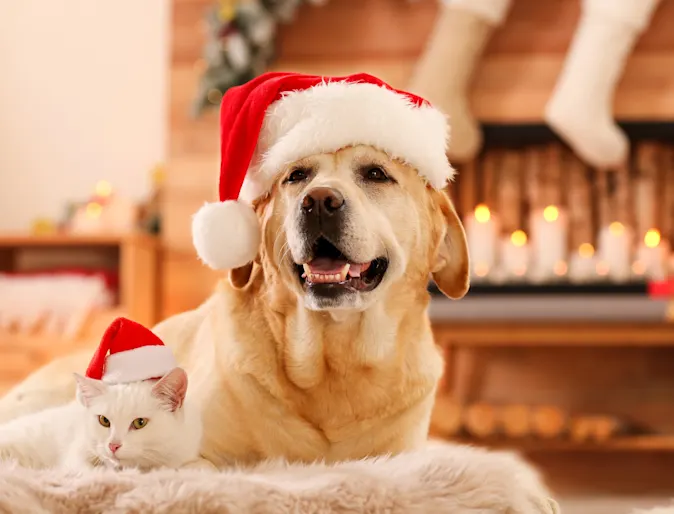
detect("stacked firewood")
[450,142,674,255]
[430,398,625,443]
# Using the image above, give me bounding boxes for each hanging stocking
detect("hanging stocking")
[545,0,663,168]
[408,0,513,163]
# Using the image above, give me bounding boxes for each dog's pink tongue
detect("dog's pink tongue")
[308,257,347,274]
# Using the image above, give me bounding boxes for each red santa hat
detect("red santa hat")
[85,317,178,384]
[192,71,454,270]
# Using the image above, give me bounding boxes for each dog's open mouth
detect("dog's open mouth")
[295,238,388,293]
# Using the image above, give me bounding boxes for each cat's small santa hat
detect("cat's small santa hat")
[85,317,178,384]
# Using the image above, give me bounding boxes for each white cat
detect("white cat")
[0,367,203,471]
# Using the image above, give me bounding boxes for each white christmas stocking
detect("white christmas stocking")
[408,0,512,163]
[545,0,662,168]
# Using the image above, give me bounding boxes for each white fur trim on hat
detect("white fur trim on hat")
[192,200,261,270]
[238,81,455,203]
[102,345,178,384]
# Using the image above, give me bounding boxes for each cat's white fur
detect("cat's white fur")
[0,368,203,471]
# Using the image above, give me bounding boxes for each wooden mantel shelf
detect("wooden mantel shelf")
[0,232,157,248]
[433,322,674,347]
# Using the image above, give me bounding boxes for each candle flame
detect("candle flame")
[632,261,646,275]
[474,204,491,223]
[510,230,527,247]
[609,222,624,236]
[474,262,489,277]
[596,261,610,276]
[85,202,103,219]
[644,229,661,248]
[578,243,595,258]
[543,205,559,222]
[553,261,568,276]
[94,180,113,198]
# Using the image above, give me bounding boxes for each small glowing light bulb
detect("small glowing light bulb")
[474,204,491,223]
[543,205,559,222]
[578,243,595,258]
[644,229,661,248]
[511,230,527,247]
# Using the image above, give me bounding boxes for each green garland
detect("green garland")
[192,0,326,117]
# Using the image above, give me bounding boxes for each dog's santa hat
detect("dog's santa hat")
[192,71,454,270]
[85,317,178,384]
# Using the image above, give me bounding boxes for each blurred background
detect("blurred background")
[1,0,674,511]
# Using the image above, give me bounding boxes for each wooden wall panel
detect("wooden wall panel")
[165,0,674,317]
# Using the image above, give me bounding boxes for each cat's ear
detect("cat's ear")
[74,373,107,407]
[152,367,188,412]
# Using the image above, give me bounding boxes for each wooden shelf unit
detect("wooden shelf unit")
[431,321,674,454]
[0,232,160,327]
[0,233,161,394]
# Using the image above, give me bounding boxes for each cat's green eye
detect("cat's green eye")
[98,415,110,428]
[132,418,148,430]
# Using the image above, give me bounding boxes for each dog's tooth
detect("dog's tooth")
[303,264,311,276]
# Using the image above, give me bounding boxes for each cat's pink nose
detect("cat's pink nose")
[109,442,121,454]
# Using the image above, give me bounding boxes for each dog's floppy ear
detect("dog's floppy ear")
[229,262,255,289]
[430,190,470,299]
[229,193,270,289]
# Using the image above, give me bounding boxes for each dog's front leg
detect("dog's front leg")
[180,457,219,471]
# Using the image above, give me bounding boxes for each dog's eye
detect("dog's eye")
[285,168,310,184]
[363,167,391,183]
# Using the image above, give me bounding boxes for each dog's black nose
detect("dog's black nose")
[301,187,345,215]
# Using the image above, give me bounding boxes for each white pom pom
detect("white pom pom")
[191,201,260,270]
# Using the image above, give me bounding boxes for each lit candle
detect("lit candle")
[464,204,499,282]
[597,222,633,282]
[633,229,668,280]
[500,230,529,280]
[569,243,596,283]
[530,205,568,281]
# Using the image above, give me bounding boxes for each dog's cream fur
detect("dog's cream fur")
[0,146,559,511]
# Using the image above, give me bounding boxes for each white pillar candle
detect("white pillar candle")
[569,243,597,283]
[464,204,499,282]
[530,205,568,281]
[597,222,633,282]
[633,229,668,280]
[500,230,529,280]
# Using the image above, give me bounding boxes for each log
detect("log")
[482,151,500,216]
[566,152,593,249]
[595,170,611,228]
[662,146,674,246]
[542,144,562,207]
[569,416,594,443]
[464,403,499,438]
[530,405,568,439]
[614,163,632,229]
[500,404,532,438]
[635,142,659,237]
[499,151,522,235]
[525,147,543,214]
[430,396,463,437]
[570,415,623,443]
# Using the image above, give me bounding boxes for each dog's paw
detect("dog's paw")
[181,457,218,471]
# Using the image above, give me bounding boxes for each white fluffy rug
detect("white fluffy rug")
[0,445,562,514]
